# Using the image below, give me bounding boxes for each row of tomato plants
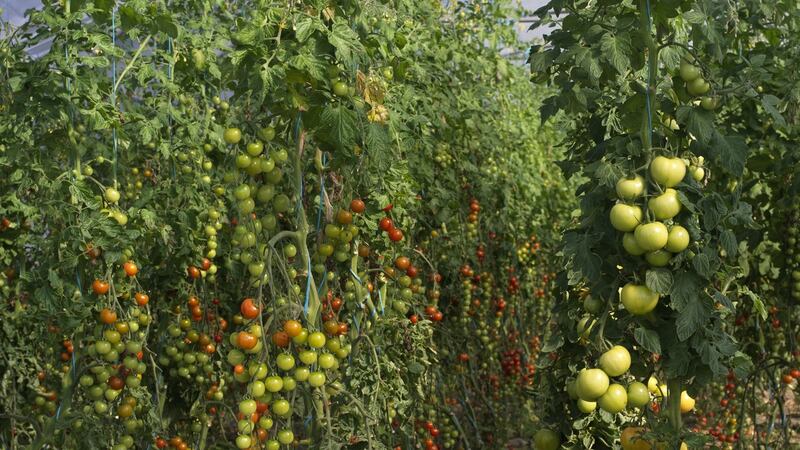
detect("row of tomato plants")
[0,1,573,449]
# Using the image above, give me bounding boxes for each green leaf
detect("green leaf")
[710,132,748,177]
[739,286,767,320]
[761,94,786,127]
[646,268,673,294]
[670,270,700,310]
[719,229,737,256]
[599,33,631,74]
[676,106,714,144]
[634,327,661,354]
[294,15,323,43]
[328,19,366,65]
[676,297,711,341]
[319,104,358,152]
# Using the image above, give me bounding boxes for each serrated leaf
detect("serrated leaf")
[294,15,323,42]
[634,327,661,354]
[719,229,737,256]
[676,297,711,341]
[670,270,700,310]
[761,94,786,127]
[676,106,714,144]
[710,132,748,177]
[646,268,673,294]
[599,33,631,74]
[319,104,358,151]
[328,19,365,65]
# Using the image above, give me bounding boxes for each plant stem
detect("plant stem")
[666,378,683,436]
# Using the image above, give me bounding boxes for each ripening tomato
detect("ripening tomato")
[395,256,411,270]
[240,298,260,320]
[187,265,200,279]
[272,331,290,348]
[379,217,394,232]
[237,332,258,350]
[134,292,149,306]
[350,198,366,213]
[284,320,302,337]
[336,209,353,225]
[99,308,117,324]
[122,261,138,277]
[388,228,404,242]
[92,279,110,295]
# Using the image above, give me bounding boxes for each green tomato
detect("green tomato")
[620,283,659,315]
[665,225,690,252]
[615,175,645,200]
[687,77,711,96]
[277,429,294,445]
[622,232,646,256]
[576,368,609,401]
[307,332,326,349]
[332,80,349,97]
[235,435,252,449]
[265,440,280,450]
[576,316,595,340]
[239,399,257,415]
[246,141,264,156]
[577,398,596,414]
[583,295,603,314]
[234,184,251,200]
[256,185,275,203]
[648,188,682,220]
[700,96,718,110]
[283,244,297,258]
[565,378,578,400]
[224,128,242,145]
[249,380,266,397]
[645,250,672,267]
[273,194,291,213]
[627,382,650,408]
[265,376,283,393]
[258,126,276,142]
[308,371,326,387]
[293,367,310,382]
[691,166,705,181]
[298,350,318,365]
[598,345,631,377]
[276,354,295,371]
[634,222,669,251]
[649,156,686,188]
[598,383,628,413]
[533,429,561,450]
[318,353,336,369]
[610,204,642,232]
[678,60,701,82]
[235,154,252,169]
[271,399,290,416]
[104,187,121,203]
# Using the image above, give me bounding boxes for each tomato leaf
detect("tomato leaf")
[319,104,358,152]
[710,132,748,177]
[646,269,673,294]
[675,297,711,341]
[634,327,661,354]
[599,33,631,74]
